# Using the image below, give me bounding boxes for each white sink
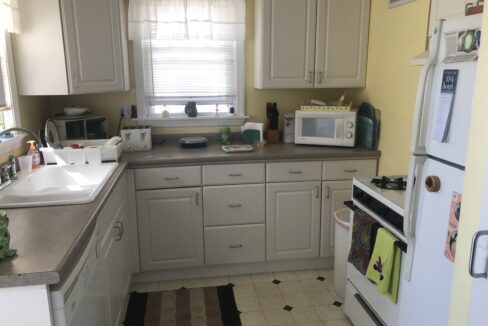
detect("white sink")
[0,163,119,208]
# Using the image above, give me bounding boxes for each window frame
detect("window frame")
[133,36,247,127]
[0,31,22,147]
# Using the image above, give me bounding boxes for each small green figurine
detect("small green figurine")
[0,210,17,260]
[218,126,231,145]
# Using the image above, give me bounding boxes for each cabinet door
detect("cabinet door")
[320,180,352,258]
[137,187,204,271]
[61,0,129,93]
[315,0,370,88]
[100,214,123,326]
[255,0,317,88]
[266,182,321,260]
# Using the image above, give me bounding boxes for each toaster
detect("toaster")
[120,126,152,151]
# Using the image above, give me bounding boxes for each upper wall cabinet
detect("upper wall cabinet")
[12,0,129,95]
[254,0,370,89]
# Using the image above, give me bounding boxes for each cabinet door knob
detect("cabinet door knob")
[344,169,357,173]
[117,221,124,236]
[228,173,242,177]
[195,192,199,206]
[228,203,242,208]
[229,244,243,249]
[114,225,122,241]
[325,186,330,199]
[165,176,180,181]
[308,71,313,84]
[317,71,323,84]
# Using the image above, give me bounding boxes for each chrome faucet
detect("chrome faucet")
[0,127,43,148]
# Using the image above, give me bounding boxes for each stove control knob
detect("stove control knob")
[346,121,354,129]
[346,132,353,139]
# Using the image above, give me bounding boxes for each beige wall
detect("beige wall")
[351,0,431,175]
[449,9,488,326]
[47,0,347,136]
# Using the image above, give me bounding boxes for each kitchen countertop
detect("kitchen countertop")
[124,137,381,167]
[0,140,380,288]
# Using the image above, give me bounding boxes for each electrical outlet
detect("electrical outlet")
[118,104,131,117]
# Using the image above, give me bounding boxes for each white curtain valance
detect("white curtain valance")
[0,0,20,34]
[128,0,245,41]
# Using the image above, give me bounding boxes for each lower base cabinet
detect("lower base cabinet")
[137,187,204,271]
[320,180,353,258]
[205,224,265,265]
[266,182,321,260]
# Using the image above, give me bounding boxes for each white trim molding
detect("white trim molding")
[134,115,248,127]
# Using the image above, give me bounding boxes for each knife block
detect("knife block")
[267,129,280,144]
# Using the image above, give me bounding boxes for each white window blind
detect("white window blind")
[142,39,237,116]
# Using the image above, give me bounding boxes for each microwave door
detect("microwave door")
[301,117,342,145]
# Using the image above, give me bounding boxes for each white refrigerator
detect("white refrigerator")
[398,14,482,326]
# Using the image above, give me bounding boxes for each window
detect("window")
[0,31,16,135]
[129,0,246,127]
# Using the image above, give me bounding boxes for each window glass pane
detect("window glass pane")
[142,39,237,98]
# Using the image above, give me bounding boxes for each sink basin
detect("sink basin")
[0,163,119,208]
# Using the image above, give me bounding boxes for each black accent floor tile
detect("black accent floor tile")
[272,279,281,284]
[316,276,326,281]
[333,301,343,307]
[283,305,293,311]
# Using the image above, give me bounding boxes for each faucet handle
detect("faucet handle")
[0,165,10,183]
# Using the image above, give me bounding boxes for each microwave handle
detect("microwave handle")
[335,119,344,139]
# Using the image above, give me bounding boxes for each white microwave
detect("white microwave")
[294,109,357,147]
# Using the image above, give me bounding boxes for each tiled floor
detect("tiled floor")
[131,269,353,326]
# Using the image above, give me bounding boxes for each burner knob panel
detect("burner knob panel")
[346,121,354,128]
[345,132,353,138]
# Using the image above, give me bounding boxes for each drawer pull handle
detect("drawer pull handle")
[229,244,243,249]
[289,170,302,174]
[165,177,180,181]
[344,169,357,173]
[228,203,242,208]
[228,173,242,177]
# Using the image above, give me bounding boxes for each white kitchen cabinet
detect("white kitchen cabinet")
[266,182,321,260]
[98,175,132,326]
[137,187,204,271]
[255,0,370,89]
[320,180,352,258]
[12,0,129,95]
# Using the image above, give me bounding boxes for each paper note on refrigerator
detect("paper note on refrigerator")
[444,192,462,263]
[433,70,459,143]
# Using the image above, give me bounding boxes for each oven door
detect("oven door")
[294,111,344,146]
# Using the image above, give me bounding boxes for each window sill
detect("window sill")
[134,115,249,127]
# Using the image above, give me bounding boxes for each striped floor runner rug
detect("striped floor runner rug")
[124,285,241,326]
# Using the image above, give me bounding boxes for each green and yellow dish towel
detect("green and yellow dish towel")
[366,228,402,303]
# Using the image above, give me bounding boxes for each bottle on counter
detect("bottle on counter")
[27,140,41,169]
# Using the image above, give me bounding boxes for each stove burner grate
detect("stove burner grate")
[371,176,407,190]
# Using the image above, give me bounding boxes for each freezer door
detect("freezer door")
[424,15,482,166]
[398,158,464,326]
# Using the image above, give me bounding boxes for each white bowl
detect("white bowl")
[64,107,89,116]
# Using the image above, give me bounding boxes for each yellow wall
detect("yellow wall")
[449,9,488,326]
[351,0,431,175]
[46,0,346,136]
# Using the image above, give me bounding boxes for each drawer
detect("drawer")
[204,224,265,265]
[203,163,265,185]
[266,161,322,182]
[203,184,265,226]
[135,166,201,190]
[323,159,377,181]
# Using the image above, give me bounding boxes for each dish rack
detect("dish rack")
[40,139,122,165]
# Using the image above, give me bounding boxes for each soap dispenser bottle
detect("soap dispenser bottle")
[27,140,41,169]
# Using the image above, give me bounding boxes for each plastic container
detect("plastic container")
[334,208,351,300]
[18,155,33,174]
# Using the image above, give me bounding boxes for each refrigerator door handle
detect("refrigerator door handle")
[469,230,488,278]
[410,22,442,154]
[404,155,426,237]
